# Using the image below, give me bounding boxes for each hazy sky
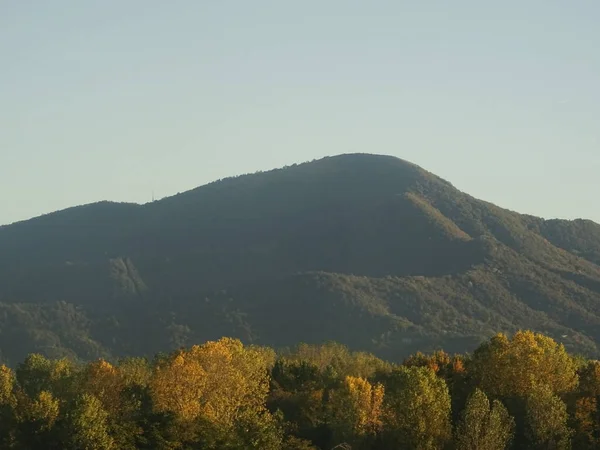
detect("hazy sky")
[1,1,599,225]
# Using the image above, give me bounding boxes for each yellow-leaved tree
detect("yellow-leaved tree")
[81,359,124,415]
[150,349,207,421]
[328,375,384,447]
[470,331,578,398]
[150,338,282,448]
[150,337,272,426]
[0,365,15,407]
[0,365,16,446]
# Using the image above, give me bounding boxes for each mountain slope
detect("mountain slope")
[0,154,599,364]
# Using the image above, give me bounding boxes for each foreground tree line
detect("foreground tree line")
[0,331,598,449]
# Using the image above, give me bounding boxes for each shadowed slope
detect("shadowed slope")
[0,154,599,363]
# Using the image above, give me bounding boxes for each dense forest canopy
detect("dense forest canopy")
[0,331,597,449]
[0,154,599,364]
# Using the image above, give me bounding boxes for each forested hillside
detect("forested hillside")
[0,154,600,363]
[0,331,596,449]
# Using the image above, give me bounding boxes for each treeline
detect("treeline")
[0,331,598,449]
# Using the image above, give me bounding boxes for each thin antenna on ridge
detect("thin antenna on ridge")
[152,189,155,202]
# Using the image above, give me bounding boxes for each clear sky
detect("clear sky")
[1,1,599,226]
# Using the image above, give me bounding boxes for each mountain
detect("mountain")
[1,153,600,364]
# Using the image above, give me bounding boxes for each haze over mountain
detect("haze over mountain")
[1,154,600,365]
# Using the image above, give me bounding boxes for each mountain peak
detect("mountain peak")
[0,154,599,363]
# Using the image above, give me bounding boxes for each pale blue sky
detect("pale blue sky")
[1,1,599,225]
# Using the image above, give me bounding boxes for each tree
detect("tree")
[455,388,514,450]
[191,338,272,426]
[15,390,61,449]
[404,350,452,374]
[573,396,598,449]
[269,359,330,447]
[470,331,578,398]
[525,385,572,450]
[569,360,600,448]
[117,357,151,388]
[19,390,60,429]
[150,349,207,421]
[282,435,318,449]
[379,366,451,450]
[195,407,284,450]
[16,354,76,399]
[578,360,600,397]
[328,375,384,448]
[150,337,279,447]
[81,359,124,415]
[0,364,15,405]
[67,393,115,450]
[0,365,16,446]
[404,350,469,423]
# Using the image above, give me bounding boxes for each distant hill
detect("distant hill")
[1,153,600,364]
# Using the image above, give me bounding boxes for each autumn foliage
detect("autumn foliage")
[0,332,594,449]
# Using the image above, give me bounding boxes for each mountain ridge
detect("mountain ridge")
[0,153,599,364]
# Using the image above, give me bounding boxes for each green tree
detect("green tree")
[282,435,318,449]
[269,359,331,447]
[455,388,514,450]
[117,357,152,388]
[578,360,600,397]
[16,354,76,400]
[379,366,451,450]
[15,390,61,449]
[67,393,115,450]
[573,396,599,449]
[525,385,572,450]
